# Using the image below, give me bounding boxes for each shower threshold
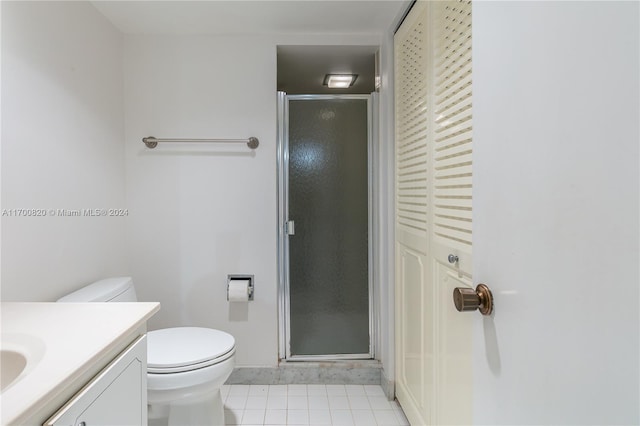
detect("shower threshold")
[226,360,382,386]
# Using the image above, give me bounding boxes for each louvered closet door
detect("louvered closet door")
[431,3,473,424]
[431,0,473,268]
[395,1,473,425]
[395,1,432,424]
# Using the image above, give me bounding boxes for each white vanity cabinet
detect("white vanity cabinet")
[44,335,147,426]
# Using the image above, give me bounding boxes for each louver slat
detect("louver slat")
[432,0,473,250]
[395,9,428,234]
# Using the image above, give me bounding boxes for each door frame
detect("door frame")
[277,92,376,361]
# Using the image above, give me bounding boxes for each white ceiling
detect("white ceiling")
[91,1,408,95]
[91,1,408,35]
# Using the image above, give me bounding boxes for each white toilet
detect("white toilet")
[57,277,235,426]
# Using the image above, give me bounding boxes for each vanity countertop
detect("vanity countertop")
[0,302,160,425]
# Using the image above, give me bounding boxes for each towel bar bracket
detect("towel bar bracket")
[247,137,259,149]
[142,136,158,149]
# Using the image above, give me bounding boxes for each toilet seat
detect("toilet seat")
[147,327,235,374]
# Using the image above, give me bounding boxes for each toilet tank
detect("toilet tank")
[57,277,138,303]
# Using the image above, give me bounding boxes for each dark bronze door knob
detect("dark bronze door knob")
[453,284,493,315]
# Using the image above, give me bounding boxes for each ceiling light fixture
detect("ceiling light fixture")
[324,74,358,89]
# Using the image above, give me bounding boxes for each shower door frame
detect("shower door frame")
[277,92,375,361]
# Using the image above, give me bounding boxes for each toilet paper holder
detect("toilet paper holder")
[227,275,254,301]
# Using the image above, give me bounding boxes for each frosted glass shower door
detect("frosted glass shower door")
[286,96,371,358]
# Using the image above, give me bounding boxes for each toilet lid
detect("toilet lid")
[147,327,235,373]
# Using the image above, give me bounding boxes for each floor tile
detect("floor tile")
[374,409,401,426]
[308,395,329,410]
[226,395,248,410]
[264,409,287,425]
[308,409,332,425]
[368,395,393,410]
[241,409,265,425]
[348,395,371,410]
[345,385,365,396]
[288,409,310,425]
[328,395,350,410]
[245,396,267,409]
[352,409,377,426]
[288,395,309,409]
[266,395,287,409]
[331,409,354,426]
[325,384,347,395]
[288,384,308,395]
[364,385,386,397]
[268,384,288,395]
[223,383,410,426]
[391,401,403,412]
[249,384,269,396]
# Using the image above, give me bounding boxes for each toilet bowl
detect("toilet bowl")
[58,277,235,426]
[146,327,235,425]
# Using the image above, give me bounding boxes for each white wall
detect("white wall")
[1,1,127,301]
[124,33,383,367]
[473,1,639,424]
[1,0,399,373]
[1,0,391,367]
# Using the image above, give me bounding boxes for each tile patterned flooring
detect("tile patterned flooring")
[222,384,410,426]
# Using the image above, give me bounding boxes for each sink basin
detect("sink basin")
[0,333,46,393]
[1,350,27,391]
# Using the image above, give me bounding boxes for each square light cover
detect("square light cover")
[324,74,358,88]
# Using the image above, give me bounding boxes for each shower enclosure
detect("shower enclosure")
[277,93,373,360]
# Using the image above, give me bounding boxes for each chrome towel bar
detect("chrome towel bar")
[142,136,259,149]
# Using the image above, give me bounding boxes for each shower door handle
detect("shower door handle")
[285,220,295,236]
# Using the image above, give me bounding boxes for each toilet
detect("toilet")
[57,277,235,426]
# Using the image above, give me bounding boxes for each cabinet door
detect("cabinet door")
[44,335,147,426]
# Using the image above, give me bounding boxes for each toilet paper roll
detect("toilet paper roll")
[228,279,251,302]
